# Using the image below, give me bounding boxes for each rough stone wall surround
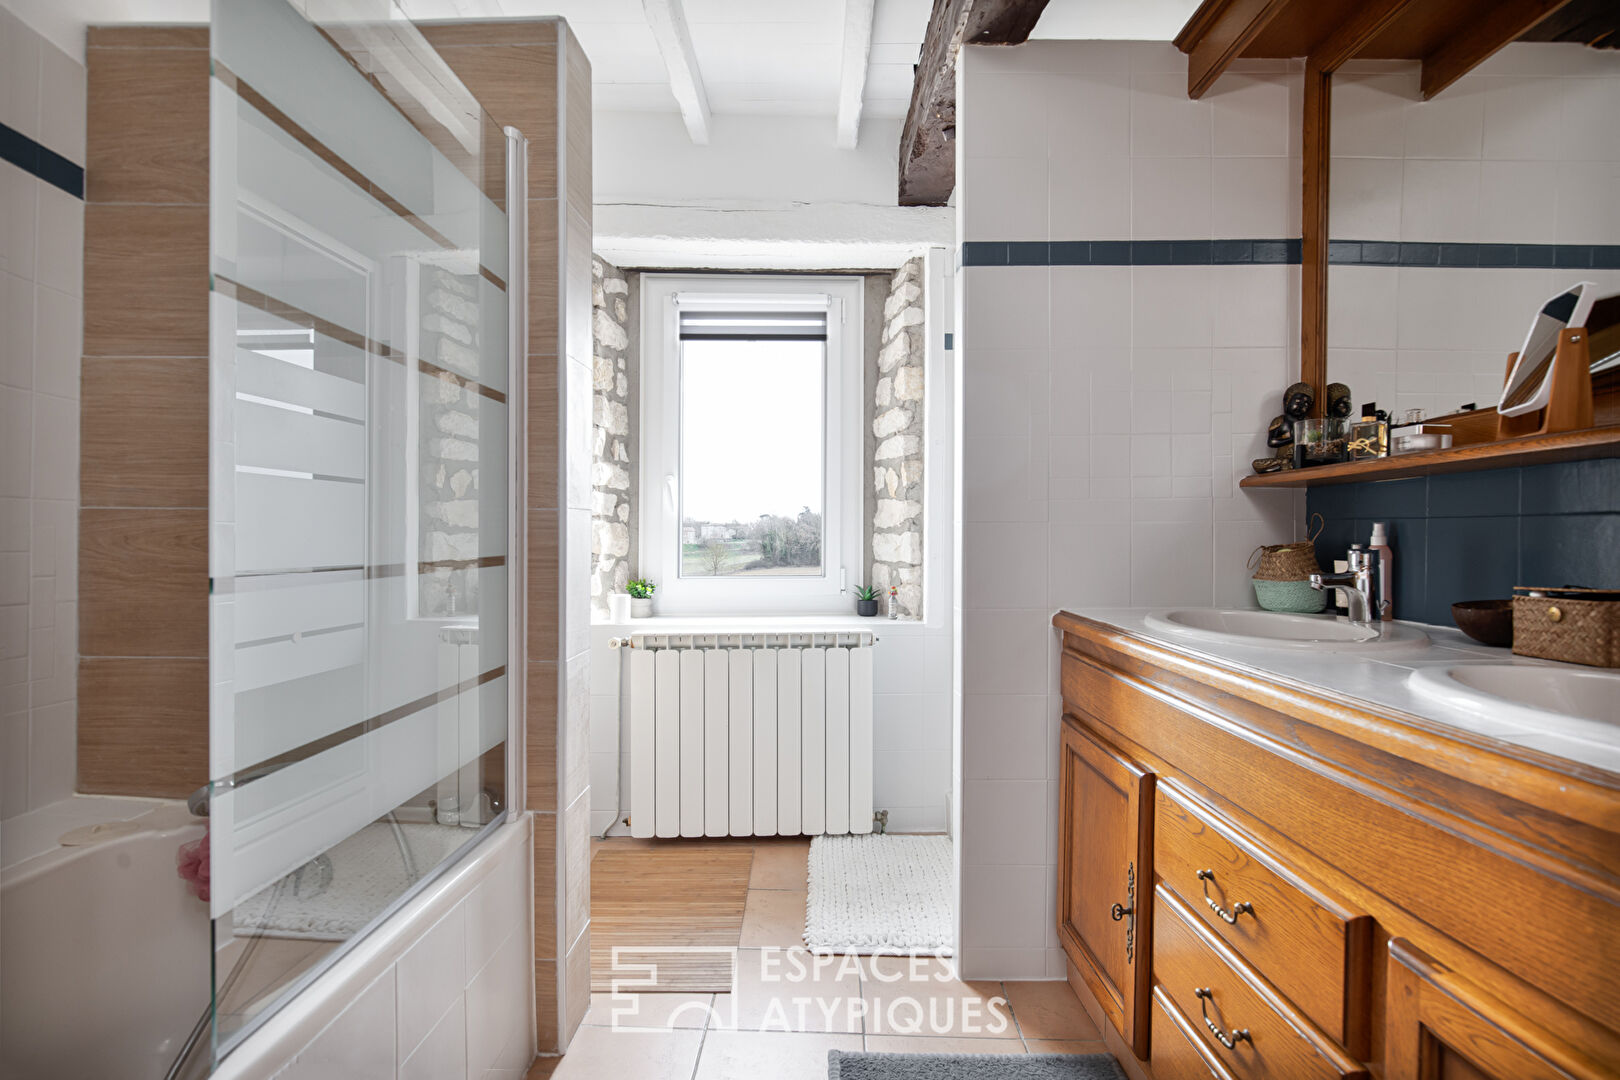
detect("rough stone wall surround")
[870,257,925,618]
[589,256,634,617]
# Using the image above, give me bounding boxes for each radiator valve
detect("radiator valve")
[873,809,889,834]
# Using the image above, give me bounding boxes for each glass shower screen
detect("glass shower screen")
[207,0,517,1058]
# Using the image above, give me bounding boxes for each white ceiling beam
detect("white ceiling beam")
[836,0,877,149]
[642,0,712,145]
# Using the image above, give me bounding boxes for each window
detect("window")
[641,275,864,614]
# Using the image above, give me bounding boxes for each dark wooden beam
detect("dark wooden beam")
[1519,0,1620,47]
[1309,0,1418,71]
[1174,0,1295,99]
[1300,60,1330,421]
[1420,0,1576,98]
[897,0,1050,207]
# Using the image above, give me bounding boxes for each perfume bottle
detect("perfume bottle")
[887,585,898,620]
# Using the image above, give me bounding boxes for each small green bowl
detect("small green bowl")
[1252,577,1327,614]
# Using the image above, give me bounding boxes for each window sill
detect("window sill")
[591,614,933,634]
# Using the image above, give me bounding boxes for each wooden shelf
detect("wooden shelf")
[1237,426,1620,488]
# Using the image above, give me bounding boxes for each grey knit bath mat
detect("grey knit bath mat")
[828,1051,1125,1079]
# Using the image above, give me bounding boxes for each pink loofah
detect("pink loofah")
[177,830,210,903]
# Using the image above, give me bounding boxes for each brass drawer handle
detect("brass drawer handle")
[1196,869,1254,924]
[1194,987,1252,1050]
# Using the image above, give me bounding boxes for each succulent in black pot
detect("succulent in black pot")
[855,584,880,617]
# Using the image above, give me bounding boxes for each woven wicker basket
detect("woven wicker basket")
[1248,514,1326,585]
[1512,587,1620,668]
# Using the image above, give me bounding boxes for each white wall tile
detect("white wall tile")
[465,921,532,1077]
[1131,157,1210,240]
[961,779,1046,866]
[961,157,1048,242]
[1329,157,1402,239]
[282,969,398,1080]
[0,273,35,390]
[1046,523,1130,607]
[33,186,81,298]
[961,865,1046,949]
[1047,71,1129,162]
[1047,155,1131,241]
[0,387,32,500]
[963,73,1049,159]
[1331,73,1413,158]
[1478,160,1558,243]
[0,10,43,143]
[395,904,465,1063]
[1130,71,1211,157]
[1400,159,1480,242]
[962,695,1047,780]
[1557,74,1620,162]
[1049,271,1131,349]
[1133,267,1212,348]
[30,391,76,501]
[31,287,79,400]
[1403,81,1484,159]
[1211,156,1293,238]
[1481,77,1563,161]
[399,998,465,1080]
[1210,74,1291,158]
[961,267,1049,350]
[1212,266,1290,348]
[37,41,86,165]
[0,164,39,280]
[961,610,1050,696]
[1327,266,1398,349]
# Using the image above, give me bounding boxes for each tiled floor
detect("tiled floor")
[527,837,1107,1078]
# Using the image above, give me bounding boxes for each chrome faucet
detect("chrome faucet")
[1309,545,1376,627]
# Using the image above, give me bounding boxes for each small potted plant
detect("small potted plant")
[854,584,880,617]
[627,578,656,618]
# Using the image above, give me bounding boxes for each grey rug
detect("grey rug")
[828,1051,1125,1079]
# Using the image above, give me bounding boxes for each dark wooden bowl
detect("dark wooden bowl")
[1452,599,1513,647]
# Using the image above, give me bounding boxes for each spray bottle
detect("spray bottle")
[1369,522,1394,622]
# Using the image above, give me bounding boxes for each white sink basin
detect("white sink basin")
[1408,664,1620,748]
[1144,609,1431,653]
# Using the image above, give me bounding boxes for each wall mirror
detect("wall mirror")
[1323,45,1620,429]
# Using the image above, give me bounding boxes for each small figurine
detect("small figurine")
[1252,382,1320,475]
[1266,414,1294,448]
[1326,382,1353,418]
[1283,381,1315,422]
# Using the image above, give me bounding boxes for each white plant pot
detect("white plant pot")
[607,593,632,623]
[630,597,653,618]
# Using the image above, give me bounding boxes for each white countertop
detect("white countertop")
[1066,608,1620,776]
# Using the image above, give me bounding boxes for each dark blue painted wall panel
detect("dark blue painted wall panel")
[1305,458,1620,627]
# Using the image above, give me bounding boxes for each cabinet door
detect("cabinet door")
[1059,716,1155,1058]
[1386,940,1596,1080]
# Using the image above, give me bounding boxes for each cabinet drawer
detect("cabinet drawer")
[1152,986,1236,1080]
[1153,885,1366,1080]
[1156,784,1369,1052]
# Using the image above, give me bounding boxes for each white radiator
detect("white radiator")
[621,633,875,839]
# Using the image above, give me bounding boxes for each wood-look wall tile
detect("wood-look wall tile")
[535,958,559,1053]
[79,508,207,657]
[527,509,559,662]
[78,656,207,797]
[528,355,559,510]
[527,659,558,812]
[528,199,560,355]
[534,811,558,960]
[83,204,208,358]
[86,46,208,205]
[80,357,208,508]
[563,33,591,220]
[428,43,558,202]
[87,26,209,49]
[419,20,558,48]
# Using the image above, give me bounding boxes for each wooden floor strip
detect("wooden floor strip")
[589,842,754,992]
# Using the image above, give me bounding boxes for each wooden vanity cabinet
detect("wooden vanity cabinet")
[1052,612,1620,1080]
[1059,716,1155,1058]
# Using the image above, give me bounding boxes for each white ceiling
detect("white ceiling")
[391,0,932,120]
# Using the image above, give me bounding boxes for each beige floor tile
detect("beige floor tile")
[1003,981,1103,1041]
[693,1030,862,1080]
[549,1025,704,1080]
[739,888,807,948]
[859,956,1014,1039]
[863,1035,1027,1054]
[1025,1039,1111,1055]
[749,840,810,890]
[582,992,716,1029]
[712,948,865,1033]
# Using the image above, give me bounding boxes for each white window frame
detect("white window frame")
[639,273,864,615]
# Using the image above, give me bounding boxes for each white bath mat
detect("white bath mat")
[232,821,474,940]
[805,834,953,955]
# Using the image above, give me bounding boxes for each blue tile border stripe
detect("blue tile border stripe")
[0,121,84,199]
[961,239,1301,266]
[962,238,1620,269]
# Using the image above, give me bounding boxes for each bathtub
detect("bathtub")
[0,804,210,1080]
